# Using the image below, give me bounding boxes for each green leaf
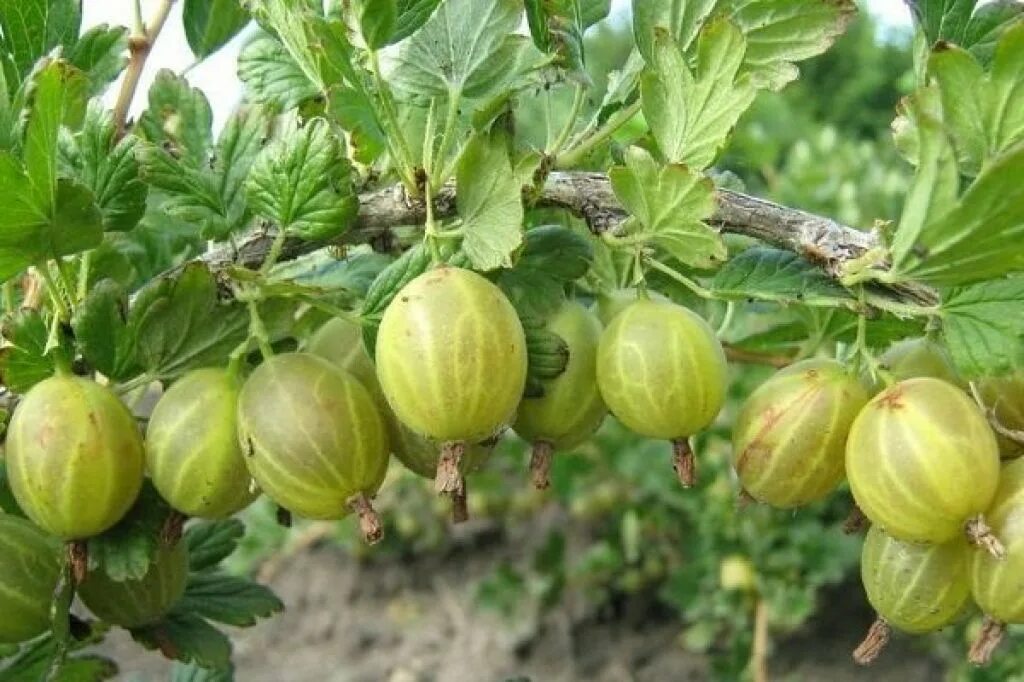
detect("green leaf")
[358,0,398,49]
[131,262,250,379]
[456,131,524,271]
[185,519,245,572]
[59,103,147,232]
[131,613,232,670]
[248,0,358,92]
[0,0,80,86]
[962,1,1024,64]
[711,247,853,306]
[183,0,251,59]
[890,101,958,268]
[727,0,857,91]
[641,20,756,168]
[72,278,138,378]
[393,0,443,43]
[388,0,529,100]
[940,278,1024,377]
[496,225,593,318]
[326,85,388,164]
[633,0,855,91]
[141,106,270,240]
[894,142,1024,285]
[24,59,88,207]
[929,22,1024,176]
[608,147,725,269]
[177,573,284,627]
[268,246,390,297]
[525,0,587,77]
[170,662,233,682]
[908,0,1024,64]
[361,244,432,317]
[67,25,129,96]
[238,32,320,110]
[0,152,102,282]
[360,243,439,355]
[87,482,172,582]
[246,118,357,241]
[137,70,214,169]
[0,310,54,393]
[0,459,27,517]
[633,0,717,61]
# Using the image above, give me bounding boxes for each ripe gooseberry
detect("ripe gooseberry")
[865,337,960,394]
[846,377,1002,554]
[593,288,667,326]
[238,353,390,543]
[0,515,61,644]
[6,374,144,539]
[969,459,1024,664]
[375,266,527,498]
[146,368,257,519]
[853,525,970,664]
[78,541,188,629]
[976,372,1024,459]
[306,317,381,399]
[732,359,868,508]
[514,301,607,489]
[308,316,495,520]
[596,298,727,486]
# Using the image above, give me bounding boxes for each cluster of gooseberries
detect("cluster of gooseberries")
[2,265,1023,668]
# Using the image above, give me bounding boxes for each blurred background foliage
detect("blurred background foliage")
[187,3,1021,680]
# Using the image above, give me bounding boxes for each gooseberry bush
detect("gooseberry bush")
[0,0,1023,679]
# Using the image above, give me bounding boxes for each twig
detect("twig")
[112,0,177,138]
[182,171,934,308]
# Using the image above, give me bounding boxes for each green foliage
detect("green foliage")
[183,0,250,59]
[0,0,1023,678]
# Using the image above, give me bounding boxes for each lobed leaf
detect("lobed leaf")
[131,613,232,671]
[177,573,284,627]
[87,482,172,583]
[246,118,358,241]
[641,20,756,169]
[940,278,1024,377]
[456,130,524,271]
[185,519,246,573]
[59,102,147,232]
[388,0,529,100]
[608,147,725,269]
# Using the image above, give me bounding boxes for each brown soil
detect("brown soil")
[97,519,941,682]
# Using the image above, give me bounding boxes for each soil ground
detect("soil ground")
[98,518,942,682]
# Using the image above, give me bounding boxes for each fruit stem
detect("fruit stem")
[435,441,466,495]
[672,438,697,487]
[843,504,869,534]
[451,478,469,524]
[67,541,88,586]
[852,617,891,665]
[160,511,187,547]
[529,440,554,490]
[966,516,1006,560]
[737,489,756,509]
[347,492,384,545]
[276,506,293,528]
[969,615,1005,666]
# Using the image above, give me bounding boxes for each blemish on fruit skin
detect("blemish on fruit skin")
[878,387,905,409]
[736,406,781,472]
